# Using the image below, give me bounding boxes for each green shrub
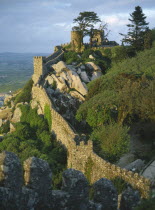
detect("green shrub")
[63,51,81,64]
[0,104,67,189]
[0,120,10,134]
[91,123,130,162]
[111,177,127,194]
[111,46,128,63]
[44,104,52,130]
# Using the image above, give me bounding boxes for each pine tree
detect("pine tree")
[120,6,149,51]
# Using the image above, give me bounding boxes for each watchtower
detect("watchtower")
[91,29,104,46]
[71,31,83,52]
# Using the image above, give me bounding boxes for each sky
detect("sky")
[0,0,154,53]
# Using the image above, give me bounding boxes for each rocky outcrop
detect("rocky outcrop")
[125,159,145,173]
[142,160,155,182]
[120,187,141,210]
[11,106,22,123]
[0,151,120,210]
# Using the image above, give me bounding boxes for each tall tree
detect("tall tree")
[120,6,149,51]
[72,11,101,40]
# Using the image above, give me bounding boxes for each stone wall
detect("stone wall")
[31,85,151,198]
[45,49,64,69]
[33,50,64,84]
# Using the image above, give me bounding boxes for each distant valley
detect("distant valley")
[0,52,48,93]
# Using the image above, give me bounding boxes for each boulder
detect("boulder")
[11,106,22,123]
[0,119,2,127]
[10,123,15,133]
[86,62,101,71]
[77,68,81,74]
[80,71,90,83]
[24,157,52,208]
[120,187,140,210]
[91,71,102,81]
[142,160,155,181]
[67,70,88,96]
[117,153,136,168]
[45,75,54,85]
[124,159,145,172]
[80,64,86,70]
[67,65,77,71]
[0,108,12,120]
[93,178,118,210]
[52,61,67,73]
[52,74,68,92]
[70,91,85,101]
[89,54,95,60]
[62,168,89,209]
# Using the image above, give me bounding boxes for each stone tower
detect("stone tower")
[91,29,104,46]
[71,31,83,52]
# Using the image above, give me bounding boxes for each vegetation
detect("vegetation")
[135,196,155,210]
[0,105,67,189]
[120,6,149,51]
[90,124,129,162]
[111,177,128,194]
[63,48,111,73]
[72,11,101,40]
[44,104,52,130]
[85,156,94,182]
[0,120,10,134]
[76,45,155,162]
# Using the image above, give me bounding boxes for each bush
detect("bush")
[63,51,81,64]
[44,104,52,130]
[111,177,127,194]
[0,104,67,189]
[91,123,130,162]
[111,46,128,63]
[0,120,10,134]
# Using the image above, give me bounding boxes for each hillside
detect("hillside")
[0,44,155,209]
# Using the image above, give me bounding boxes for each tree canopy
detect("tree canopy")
[120,6,149,51]
[72,11,101,38]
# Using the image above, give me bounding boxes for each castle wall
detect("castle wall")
[31,85,151,198]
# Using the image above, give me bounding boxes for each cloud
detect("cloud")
[0,0,155,52]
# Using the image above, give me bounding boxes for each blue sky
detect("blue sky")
[0,0,154,53]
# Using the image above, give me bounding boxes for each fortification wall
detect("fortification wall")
[31,80,151,198]
[69,142,150,197]
[32,85,76,149]
[45,49,64,68]
[45,49,62,63]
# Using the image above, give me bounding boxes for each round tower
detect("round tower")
[71,31,83,52]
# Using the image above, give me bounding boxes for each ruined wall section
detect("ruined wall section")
[45,49,64,69]
[69,142,150,197]
[31,85,151,198]
[32,85,76,149]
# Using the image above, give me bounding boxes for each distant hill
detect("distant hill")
[0,52,48,93]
